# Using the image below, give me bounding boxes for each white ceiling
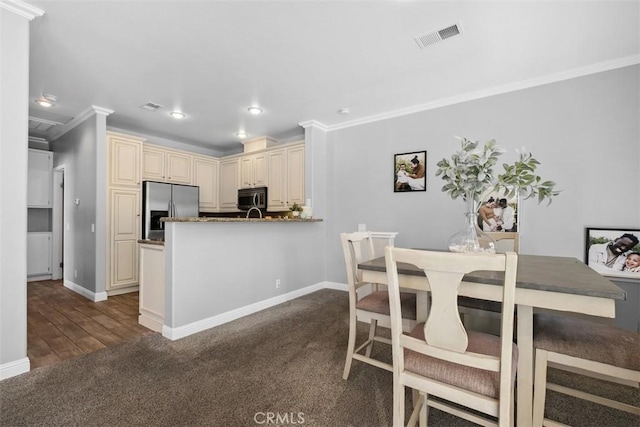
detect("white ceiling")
[26,1,640,154]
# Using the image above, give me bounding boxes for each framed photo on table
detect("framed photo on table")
[584,227,640,280]
[394,151,426,192]
[477,187,519,232]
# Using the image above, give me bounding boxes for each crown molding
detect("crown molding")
[0,0,44,20]
[325,54,640,133]
[298,120,328,132]
[49,105,113,142]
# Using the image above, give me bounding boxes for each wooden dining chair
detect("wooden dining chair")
[341,232,417,380]
[458,232,520,335]
[485,232,519,254]
[385,247,519,427]
[532,313,640,426]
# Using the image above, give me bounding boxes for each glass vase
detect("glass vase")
[448,196,496,253]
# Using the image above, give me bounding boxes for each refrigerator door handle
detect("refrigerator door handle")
[168,201,173,217]
[173,201,178,217]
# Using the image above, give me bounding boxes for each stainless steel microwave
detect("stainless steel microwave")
[237,187,267,210]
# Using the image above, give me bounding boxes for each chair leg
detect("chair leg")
[393,381,405,427]
[419,393,428,427]
[532,349,549,427]
[342,313,358,380]
[365,319,378,357]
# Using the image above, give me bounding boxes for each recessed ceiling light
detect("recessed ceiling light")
[35,94,57,108]
[235,131,248,139]
[338,108,350,115]
[247,106,263,115]
[169,111,186,119]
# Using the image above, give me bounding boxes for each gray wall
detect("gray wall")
[51,117,99,293]
[164,221,326,329]
[325,65,640,283]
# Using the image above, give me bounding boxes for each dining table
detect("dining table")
[358,253,627,426]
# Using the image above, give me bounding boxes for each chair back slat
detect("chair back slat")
[423,270,468,352]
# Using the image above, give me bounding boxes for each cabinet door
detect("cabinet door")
[287,145,305,207]
[253,153,268,187]
[27,232,52,276]
[267,149,287,211]
[28,150,53,207]
[109,135,142,187]
[142,146,166,181]
[166,152,191,184]
[109,189,140,289]
[219,159,239,209]
[193,156,218,211]
[239,156,254,189]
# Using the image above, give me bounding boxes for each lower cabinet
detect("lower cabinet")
[27,232,52,279]
[138,243,165,332]
[108,188,140,293]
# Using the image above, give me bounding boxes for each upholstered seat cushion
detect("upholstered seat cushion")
[534,313,640,371]
[356,290,417,319]
[404,323,518,398]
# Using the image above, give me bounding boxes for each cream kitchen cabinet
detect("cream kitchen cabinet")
[142,144,191,184]
[106,131,145,295]
[239,153,267,189]
[108,132,142,188]
[138,243,164,332]
[286,145,305,207]
[109,189,140,291]
[267,144,305,211]
[28,149,53,208]
[219,158,240,210]
[192,155,219,212]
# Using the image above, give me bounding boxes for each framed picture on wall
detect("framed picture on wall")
[584,227,640,280]
[394,151,426,192]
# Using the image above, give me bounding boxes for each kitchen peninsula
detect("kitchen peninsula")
[138,216,325,339]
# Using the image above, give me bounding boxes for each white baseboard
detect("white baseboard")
[27,274,52,282]
[162,281,347,341]
[64,280,108,302]
[0,357,30,380]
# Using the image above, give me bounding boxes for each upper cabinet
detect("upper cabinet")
[28,149,53,208]
[240,153,268,189]
[267,144,305,211]
[192,155,219,212]
[108,132,143,188]
[142,144,191,184]
[219,158,240,210]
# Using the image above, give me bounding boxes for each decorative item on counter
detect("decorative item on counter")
[290,202,303,218]
[436,136,560,253]
[301,205,312,219]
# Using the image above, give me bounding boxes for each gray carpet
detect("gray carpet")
[1,289,638,426]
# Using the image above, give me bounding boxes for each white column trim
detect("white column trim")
[49,105,113,142]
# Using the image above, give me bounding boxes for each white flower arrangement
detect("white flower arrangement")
[435,136,560,205]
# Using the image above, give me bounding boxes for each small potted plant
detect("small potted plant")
[290,202,303,218]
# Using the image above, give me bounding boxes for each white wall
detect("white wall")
[325,66,640,283]
[0,3,43,379]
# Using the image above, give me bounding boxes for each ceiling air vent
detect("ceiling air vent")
[414,22,462,49]
[140,101,163,111]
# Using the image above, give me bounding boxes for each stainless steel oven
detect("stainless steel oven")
[237,187,267,210]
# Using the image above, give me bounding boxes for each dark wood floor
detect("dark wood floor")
[27,280,156,369]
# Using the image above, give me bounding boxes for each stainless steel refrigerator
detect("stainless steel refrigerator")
[142,181,199,240]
